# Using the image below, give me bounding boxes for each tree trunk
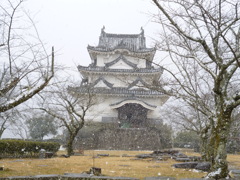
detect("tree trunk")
[66,128,81,156]
[206,114,231,179]
[200,135,209,161]
[0,128,5,138]
[67,134,75,156]
[0,120,7,138]
[199,126,210,161]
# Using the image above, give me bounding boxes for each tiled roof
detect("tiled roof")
[77,65,163,74]
[68,86,164,98]
[88,27,155,53]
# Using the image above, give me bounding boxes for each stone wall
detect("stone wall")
[96,128,162,150]
[1,171,239,179]
[76,124,163,150]
[2,174,237,180]
[0,174,138,180]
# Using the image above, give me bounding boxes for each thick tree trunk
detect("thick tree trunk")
[67,134,75,156]
[206,114,231,179]
[66,127,82,156]
[199,126,210,161]
[200,135,209,161]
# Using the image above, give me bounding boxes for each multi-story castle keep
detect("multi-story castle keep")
[70,27,169,150]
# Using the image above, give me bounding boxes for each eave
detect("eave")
[77,65,163,76]
[110,98,157,111]
[69,86,166,98]
[87,46,156,62]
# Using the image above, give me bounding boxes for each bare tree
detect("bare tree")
[0,110,17,138]
[152,0,240,178]
[0,0,54,113]
[160,98,210,159]
[9,112,30,139]
[40,80,96,156]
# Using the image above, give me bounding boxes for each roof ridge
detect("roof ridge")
[97,27,146,51]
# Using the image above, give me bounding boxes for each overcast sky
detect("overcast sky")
[24,0,160,71]
[2,0,162,138]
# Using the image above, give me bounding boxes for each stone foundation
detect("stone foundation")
[2,174,237,180]
[76,126,163,150]
[0,174,138,180]
[96,128,162,150]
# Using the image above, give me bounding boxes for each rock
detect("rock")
[175,158,191,162]
[172,162,198,169]
[136,154,153,159]
[173,152,188,158]
[160,156,170,161]
[62,173,92,179]
[45,152,54,158]
[188,156,201,162]
[144,176,176,180]
[90,167,102,176]
[33,174,59,180]
[97,154,109,157]
[152,149,179,155]
[194,162,211,171]
[152,150,164,155]
[180,178,214,180]
[231,169,240,178]
[60,154,70,158]
[6,176,32,179]
[39,149,46,159]
[122,154,133,157]
[63,173,91,177]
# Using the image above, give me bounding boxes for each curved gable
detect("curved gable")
[92,77,113,89]
[105,55,137,69]
[128,77,149,90]
[110,98,157,110]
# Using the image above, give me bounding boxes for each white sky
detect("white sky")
[24,0,160,71]
[3,0,162,139]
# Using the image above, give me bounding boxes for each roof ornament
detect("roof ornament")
[140,27,144,35]
[101,25,105,34]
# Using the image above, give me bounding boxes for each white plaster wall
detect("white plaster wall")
[84,51,167,122]
[85,95,169,122]
[88,73,158,88]
[89,73,158,88]
[95,53,146,68]
[108,60,134,69]
[86,71,159,86]
[85,96,119,122]
[132,57,146,68]
[96,54,119,66]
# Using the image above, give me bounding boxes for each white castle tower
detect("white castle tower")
[70,27,169,129]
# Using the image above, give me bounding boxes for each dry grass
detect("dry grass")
[0,149,239,180]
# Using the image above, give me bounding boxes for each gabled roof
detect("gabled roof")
[99,26,146,50]
[87,27,155,53]
[91,77,113,89]
[105,55,137,69]
[127,77,149,90]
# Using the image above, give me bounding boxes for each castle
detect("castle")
[70,27,169,150]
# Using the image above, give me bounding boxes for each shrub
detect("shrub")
[0,139,60,158]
